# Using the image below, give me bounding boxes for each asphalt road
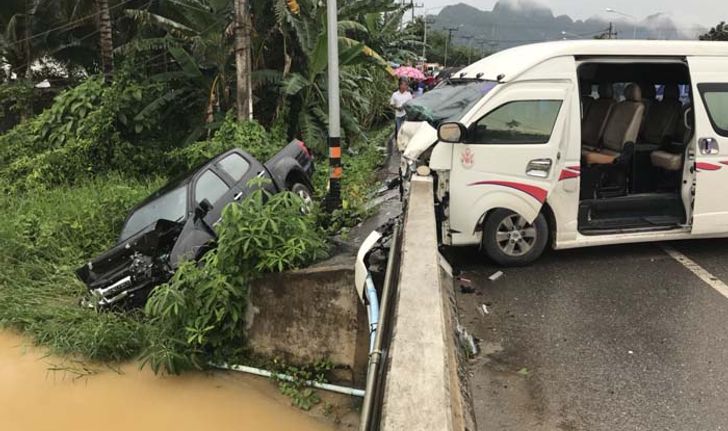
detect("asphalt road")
[448,239,728,431]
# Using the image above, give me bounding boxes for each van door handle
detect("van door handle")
[699,137,719,155]
[526,159,553,178]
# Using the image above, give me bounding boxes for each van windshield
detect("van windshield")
[404,80,498,126]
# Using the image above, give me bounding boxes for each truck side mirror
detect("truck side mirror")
[195,199,213,220]
[438,122,468,143]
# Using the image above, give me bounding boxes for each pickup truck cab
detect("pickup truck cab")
[77,140,314,309]
[403,40,728,266]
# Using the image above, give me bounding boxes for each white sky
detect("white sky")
[422,0,723,28]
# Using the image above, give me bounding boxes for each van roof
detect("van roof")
[457,40,728,82]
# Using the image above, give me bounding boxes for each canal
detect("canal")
[0,331,334,430]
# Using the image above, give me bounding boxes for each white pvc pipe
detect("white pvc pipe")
[214,363,365,397]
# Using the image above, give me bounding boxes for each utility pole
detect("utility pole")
[410,1,424,23]
[461,35,474,64]
[444,27,459,67]
[325,0,342,211]
[422,17,434,62]
[96,0,114,82]
[234,0,252,120]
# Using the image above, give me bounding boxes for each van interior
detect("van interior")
[577,60,694,234]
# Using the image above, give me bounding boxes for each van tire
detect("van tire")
[482,209,548,266]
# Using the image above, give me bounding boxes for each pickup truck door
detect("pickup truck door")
[448,81,571,240]
[215,151,276,201]
[687,57,728,234]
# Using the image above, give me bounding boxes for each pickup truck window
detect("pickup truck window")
[195,170,229,205]
[471,100,562,145]
[120,186,187,241]
[699,83,728,137]
[217,153,251,182]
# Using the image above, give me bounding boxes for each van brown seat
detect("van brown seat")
[651,99,693,172]
[643,85,683,146]
[582,83,615,153]
[585,84,645,166]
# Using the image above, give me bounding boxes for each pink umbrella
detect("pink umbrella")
[393,66,425,81]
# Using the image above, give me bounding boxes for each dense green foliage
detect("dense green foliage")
[0,176,159,361]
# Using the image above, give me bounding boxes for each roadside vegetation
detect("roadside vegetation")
[0,0,410,371]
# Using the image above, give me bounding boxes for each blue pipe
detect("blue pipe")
[365,273,380,353]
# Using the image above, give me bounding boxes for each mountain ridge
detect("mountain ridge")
[431,1,701,52]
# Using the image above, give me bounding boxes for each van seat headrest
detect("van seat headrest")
[625,84,642,102]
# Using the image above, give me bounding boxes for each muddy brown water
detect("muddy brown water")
[0,332,333,431]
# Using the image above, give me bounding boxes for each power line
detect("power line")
[8,0,136,47]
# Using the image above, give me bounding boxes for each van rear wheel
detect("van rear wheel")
[482,209,548,266]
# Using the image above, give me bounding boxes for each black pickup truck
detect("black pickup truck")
[76,140,314,310]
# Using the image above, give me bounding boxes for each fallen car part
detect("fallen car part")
[359,221,401,431]
[213,363,365,397]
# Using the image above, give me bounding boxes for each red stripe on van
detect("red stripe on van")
[468,181,548,203]
[696,162,721,171]
[559,170,580,181]
[566,165,581,172]
[719,161,728,166]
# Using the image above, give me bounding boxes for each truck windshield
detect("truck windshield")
[404,80,498,126]
[120,186,187,241]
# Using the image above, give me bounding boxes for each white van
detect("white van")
[399,40,728,266]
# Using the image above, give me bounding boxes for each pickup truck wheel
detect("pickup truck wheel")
[482,209,548,266]
[290,183,313,210]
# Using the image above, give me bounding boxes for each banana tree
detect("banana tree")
[271,0,394,149]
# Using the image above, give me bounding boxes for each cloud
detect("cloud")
[496,0,549,11]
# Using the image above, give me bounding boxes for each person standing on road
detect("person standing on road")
[391,77,412,145]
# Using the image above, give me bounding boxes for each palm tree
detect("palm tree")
[96,0,114,80]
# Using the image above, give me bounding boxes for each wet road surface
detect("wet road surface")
[449,239,728,431]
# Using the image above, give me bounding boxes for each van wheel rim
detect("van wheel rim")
[495,214,536,257]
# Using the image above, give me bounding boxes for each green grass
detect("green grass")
[0,175,161,361]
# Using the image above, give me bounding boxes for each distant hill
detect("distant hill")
[431,1,702,51]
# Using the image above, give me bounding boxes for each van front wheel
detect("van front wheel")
[482,209,548,266]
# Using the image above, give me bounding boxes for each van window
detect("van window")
[470,100,562,145]
[698,83,728,136]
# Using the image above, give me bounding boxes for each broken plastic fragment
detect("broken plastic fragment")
[489,271,504,281]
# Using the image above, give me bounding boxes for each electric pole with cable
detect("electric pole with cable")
[444,27,459,67]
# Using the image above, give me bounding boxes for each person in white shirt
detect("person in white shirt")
[390,77,413,145]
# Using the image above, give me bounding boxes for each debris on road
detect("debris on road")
[517,367,530,376]
[479,304,489,316]
[456,324,479,358]
[460,285,476,294]
[489,271,504,282]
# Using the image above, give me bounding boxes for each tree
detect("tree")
[700,22,728,41]
[96,0,114,80]
[234,0,251,120]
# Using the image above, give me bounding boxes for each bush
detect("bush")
[141,186,328,374]
[314,125,389,232]
[167,113,283,174]
[0,73,176,192]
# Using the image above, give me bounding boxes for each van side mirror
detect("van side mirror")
[438,122,468,143]
[195,199,213,220]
